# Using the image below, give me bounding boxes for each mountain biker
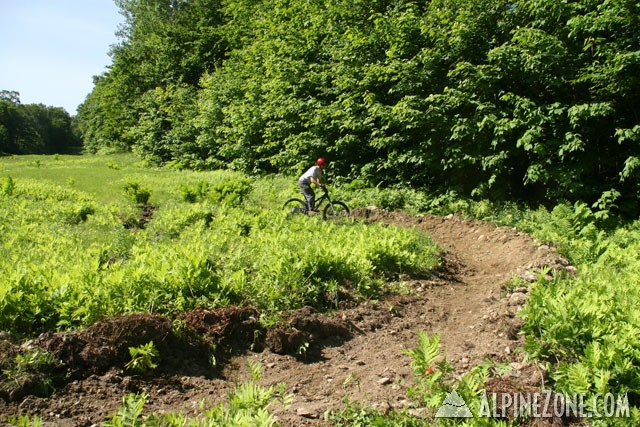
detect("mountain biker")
[298,158,326,212]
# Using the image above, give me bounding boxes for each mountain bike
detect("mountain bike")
[283,186,350,220]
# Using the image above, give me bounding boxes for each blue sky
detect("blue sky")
[0,1,124,115]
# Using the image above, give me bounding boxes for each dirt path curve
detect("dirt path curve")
[3,212,573,426]
[254,211,572,425]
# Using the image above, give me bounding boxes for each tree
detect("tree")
[0,92,77,154]
[76,0,640,214]
[76,0,227,155]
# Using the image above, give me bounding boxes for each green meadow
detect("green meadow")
[0,154,438,335]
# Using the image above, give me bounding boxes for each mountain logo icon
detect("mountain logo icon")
[435,390,473,418]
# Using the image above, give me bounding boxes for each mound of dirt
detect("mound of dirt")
[179,306,263,352]
[37,314,175,377]
[265,306,352,356]
[1,210,578,426]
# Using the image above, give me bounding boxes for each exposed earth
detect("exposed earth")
[0,210,577,426]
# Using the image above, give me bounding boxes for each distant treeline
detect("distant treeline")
[0,91,80,155]
[72,0,640,214]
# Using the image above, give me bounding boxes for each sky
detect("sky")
[0,0,124,115]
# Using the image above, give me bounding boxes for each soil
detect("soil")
[0,210,577,426]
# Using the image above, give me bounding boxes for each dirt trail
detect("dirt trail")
[1,211,574,426]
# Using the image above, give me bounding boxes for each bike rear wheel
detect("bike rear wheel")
[323,201,350,220]
[283,198,307,215]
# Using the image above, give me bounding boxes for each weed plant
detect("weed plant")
[2,414,43,427]
[125,341,159,374]
[0,349,56,400]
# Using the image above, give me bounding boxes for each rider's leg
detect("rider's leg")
[298,181,316,211]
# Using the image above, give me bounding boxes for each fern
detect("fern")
[103,393,147,427]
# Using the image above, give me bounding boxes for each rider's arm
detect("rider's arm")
[310,177,323,186]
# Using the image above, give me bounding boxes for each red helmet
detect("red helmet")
[317,158,326,166]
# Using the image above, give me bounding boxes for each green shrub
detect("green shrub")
[1,176,15,196]
[123,181,151,205]
[179,180,210,203]
[3,414,43,427]
[341,184,429,214]
[64,203,96,224]
[104,380,291,426]
[208,177,252,207]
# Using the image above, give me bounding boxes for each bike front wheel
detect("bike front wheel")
[323,201,350,220]
[283,198,307,215]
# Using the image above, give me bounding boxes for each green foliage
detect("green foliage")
[435,197,640,426]
[125,341,159,374]
[103,393,147,427]
[402,332,452,410]
[179,180,209,203]
[1,349,56,398]
[1,175,15,195]
[341,181,430,214]
[0,92,78,155]
[123,181,151,205]
[208,177,252,207]
[0,155,438,336]
[75,0,640,213]
[104,379,291,427]
[246,359,263,382]
[518,216,640,399]
[75,0,226,155]
[3,414,43,427]
[325,403,426,427]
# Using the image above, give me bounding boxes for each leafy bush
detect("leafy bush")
[123,181,151,205]
[63,203,96,224]
[208,177,252,207]
[1,176,15,195]
[179,180,210,203]
[340,183,429,214]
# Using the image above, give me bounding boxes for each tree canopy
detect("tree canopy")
[0,91,79,155]
[74,0,640,214]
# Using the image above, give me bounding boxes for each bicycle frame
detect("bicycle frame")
[284,185,349,219]
[313,188,331,210]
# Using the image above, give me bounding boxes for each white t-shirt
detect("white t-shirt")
[299,165,322,184]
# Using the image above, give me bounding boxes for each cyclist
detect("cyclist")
[298,158,326,212]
